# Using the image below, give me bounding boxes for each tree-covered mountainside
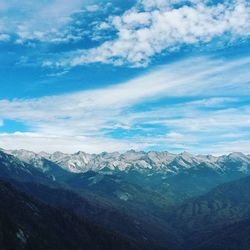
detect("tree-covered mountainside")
[11,180,177,250]
[165,175,250,249]
[192,218,250,250]
[1,149,250,249]
[0,180,141,250]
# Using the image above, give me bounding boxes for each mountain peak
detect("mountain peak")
[228,152,250,162]
[3,149,250,174]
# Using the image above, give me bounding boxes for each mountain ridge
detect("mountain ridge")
[4,149,250,174]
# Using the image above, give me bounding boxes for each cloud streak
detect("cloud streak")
[0,55,250,153]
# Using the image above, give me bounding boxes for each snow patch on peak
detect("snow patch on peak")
[6,149,39,162]
[2,148,250,175]
[39,151,51,159]
[228,152,250,162]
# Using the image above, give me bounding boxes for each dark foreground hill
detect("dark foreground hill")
[0,180,139,250]
[192,218,250,250]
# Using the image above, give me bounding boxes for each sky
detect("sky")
[0,0,250,154]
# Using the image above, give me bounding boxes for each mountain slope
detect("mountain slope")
[10,180,178,250]
[5,149,74,181]
[193,218,250,250]
[164,175,250,249]
[0,180,142,250]
[0,151,51,185]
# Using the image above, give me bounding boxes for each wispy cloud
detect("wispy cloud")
[0,0,94,43]
[0,132,148,153]
[0,33,10,42]
[0,55,250,153]
[1,56,249,122]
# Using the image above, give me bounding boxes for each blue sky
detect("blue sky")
[0,0,250,154]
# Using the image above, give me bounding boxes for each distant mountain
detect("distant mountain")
[0,180,140,250]
[6,149,250,175]
[4,149,74,181]
[0,150,51,185]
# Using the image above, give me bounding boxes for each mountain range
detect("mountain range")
[1,148,250,249]
[5,149,250,174]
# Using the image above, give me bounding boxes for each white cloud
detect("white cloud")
[0,132,149,153]
[139,0,172,10]
[0,0,89,43]
[1,0,250,66]
[198,140,250,155]
[58,0,250,67]
[0,55,250,153]
[85,4,99,12]
[97,22,111,30]
[0,33,10,42]
[151,106,250,133]
[2,56,250,122]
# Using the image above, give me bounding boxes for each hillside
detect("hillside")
[0,180,141,250]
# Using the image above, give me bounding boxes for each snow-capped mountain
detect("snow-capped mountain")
[3,149,73,181]
[5,149,46,171]
[0,150,51,184]
[4,149,250,174]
